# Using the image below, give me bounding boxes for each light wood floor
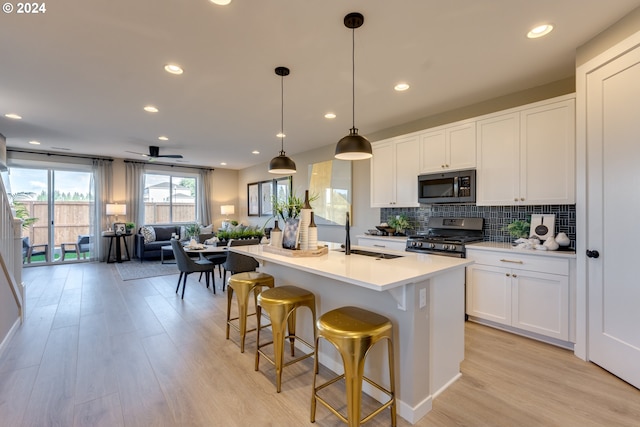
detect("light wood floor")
[1,262,639,426]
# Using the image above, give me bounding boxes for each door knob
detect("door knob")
[586,250,600,259]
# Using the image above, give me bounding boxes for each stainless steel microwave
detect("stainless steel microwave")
[418,169,476,204]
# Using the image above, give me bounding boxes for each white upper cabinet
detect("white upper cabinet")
[370,135,420,208]
[476,96,575,206]
[419,121,476,173]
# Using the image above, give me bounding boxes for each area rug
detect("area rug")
[114,260,179,281]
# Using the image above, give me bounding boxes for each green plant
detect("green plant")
[9,192,39,230]
[125,222,136,231]
[504,220,530,239]
[184,222,201,238]
[272,191,318,221]
[388,214,411,234]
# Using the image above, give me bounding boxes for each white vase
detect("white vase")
[270,220,282,248]
[308,212,317,250]
[299,208,312,250]
[556,232,570,246]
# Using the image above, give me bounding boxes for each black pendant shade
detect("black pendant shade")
[335,12,372,161]
[269,66,296,174]
[269,151,297,174]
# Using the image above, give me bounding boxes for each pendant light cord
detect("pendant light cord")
[351,26,356,130]
[280,73,285,153]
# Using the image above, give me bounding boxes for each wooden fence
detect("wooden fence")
[21,201,196,246]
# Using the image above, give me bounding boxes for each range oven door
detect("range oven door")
[417,169,476,204]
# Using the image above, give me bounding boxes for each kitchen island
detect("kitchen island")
[230,243,473,424]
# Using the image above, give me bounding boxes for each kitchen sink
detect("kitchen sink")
[336,249,404,259]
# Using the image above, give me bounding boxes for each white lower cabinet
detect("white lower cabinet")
[466,248,570,342]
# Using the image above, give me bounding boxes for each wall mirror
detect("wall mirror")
[307,159,351,226]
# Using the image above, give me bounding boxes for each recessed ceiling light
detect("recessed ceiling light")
[158,136,169,141]
[220,162,227,166]
[527,24,554,39]
[28,140,41,145]
[144,105,159,113]
[276,133,286,138]
[164,64,183,75]
[324,113,336,119]
[210,0,232,5]
[4,113,22,119]
[252,150,260,155]
[394,83,410,91]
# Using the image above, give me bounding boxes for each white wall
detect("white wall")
[238,143,379,244]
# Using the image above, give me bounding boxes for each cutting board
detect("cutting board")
[529,214,555,240]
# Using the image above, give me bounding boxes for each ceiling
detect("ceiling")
[1,0,639,170]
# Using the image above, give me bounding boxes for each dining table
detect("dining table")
[161,243,228,264]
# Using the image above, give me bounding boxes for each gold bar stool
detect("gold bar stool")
[311,306,396,427]
[255,285,317,393]
[226,272,274,353]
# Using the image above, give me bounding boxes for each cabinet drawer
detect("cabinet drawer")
[466,249,569,276]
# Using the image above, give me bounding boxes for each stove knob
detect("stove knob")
[429,243,436,249]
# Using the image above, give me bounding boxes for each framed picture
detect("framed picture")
[274,175,292,207]
[113,222,126,235]
[260,180,274,216]
[247,182,260,216]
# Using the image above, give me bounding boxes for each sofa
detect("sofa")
[134,225,181,262]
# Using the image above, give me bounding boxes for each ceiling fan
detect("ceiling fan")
[126,146,183,160]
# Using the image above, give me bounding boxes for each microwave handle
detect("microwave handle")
[453,176,459,197]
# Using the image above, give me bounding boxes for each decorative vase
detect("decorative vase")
[270,220,282,248]
[299,190,312,250]
[308,212,318,250]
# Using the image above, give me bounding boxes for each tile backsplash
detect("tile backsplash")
[381,204,576,248]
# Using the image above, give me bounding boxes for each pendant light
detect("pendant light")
[335,12,372,160]
[269,66,297,174]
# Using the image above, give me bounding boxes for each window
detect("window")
[143,173,198,224]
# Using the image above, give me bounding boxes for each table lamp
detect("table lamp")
[221,205,234,228]
[106,203,127,222]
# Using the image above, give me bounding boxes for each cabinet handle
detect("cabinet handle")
[500,259,524,264]
[506,273,511,277]
[520,197,525,201]
[514,198,518,202]
[441,164,445,168]
[445,164,449,168]
[373,244,386,248]
[512,274,518,278]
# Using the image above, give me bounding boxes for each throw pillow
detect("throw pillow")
[141,226,156,244]
[200,224,213,234]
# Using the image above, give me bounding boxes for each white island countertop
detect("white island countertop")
[230,242,472,292]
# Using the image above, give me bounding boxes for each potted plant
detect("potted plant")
[125,222,136,234]
[504,220,530,239]
[184,222,201,240]
[387,214,411,235]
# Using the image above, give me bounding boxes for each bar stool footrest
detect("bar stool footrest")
[256,335,315,369]
[313,373,395,425]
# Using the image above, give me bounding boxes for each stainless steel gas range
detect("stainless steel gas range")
[405,217,484,258]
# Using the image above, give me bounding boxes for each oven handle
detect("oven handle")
[453,176,459,197]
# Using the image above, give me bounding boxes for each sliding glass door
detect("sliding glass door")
[6,166,94,264]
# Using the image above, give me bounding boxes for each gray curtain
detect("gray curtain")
[199,168,213,226]
[91,159,112,262]
[125,161,145,230]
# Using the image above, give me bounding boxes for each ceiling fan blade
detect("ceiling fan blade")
[125,150,147,156]
[157,154,183,158]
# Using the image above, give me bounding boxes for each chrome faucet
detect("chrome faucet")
[345,212,351,255]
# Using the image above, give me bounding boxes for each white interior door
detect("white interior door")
[586,42,640,389]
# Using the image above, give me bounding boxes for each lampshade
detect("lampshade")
[335,128,372,160]
[269,66,297,174]
[269,153,297,174]
[106,203,126,216]
[335,12,373,161]
[221,205,235,215]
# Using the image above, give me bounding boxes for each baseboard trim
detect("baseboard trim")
[0,317,21,359]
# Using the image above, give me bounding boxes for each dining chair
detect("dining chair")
[222,239,260,291]
[171,239,216,299]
